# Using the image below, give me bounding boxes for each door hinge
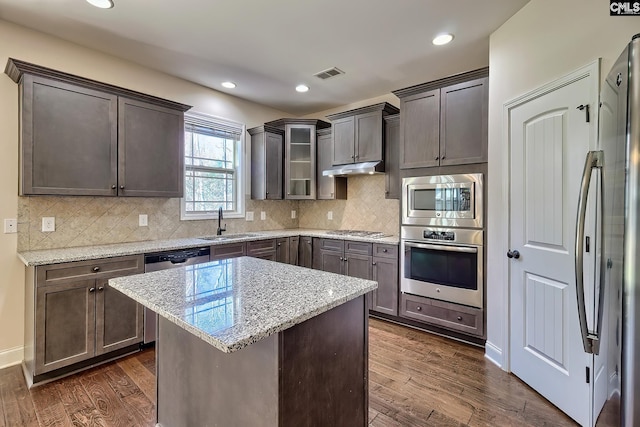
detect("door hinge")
[577,104,590,122]
[586,366,591,384]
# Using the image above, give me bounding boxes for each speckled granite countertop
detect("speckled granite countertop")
[109,256,377,353]
[18,229,399,266]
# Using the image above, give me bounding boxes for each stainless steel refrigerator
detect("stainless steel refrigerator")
[576,33,640,427]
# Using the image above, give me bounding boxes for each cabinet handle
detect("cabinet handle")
[93,266,100,272]
[435,156,439,161]
[120,185,125,190]
[339,257,343,261]
[111,185,116,189]
[382,249,388,253]
[442,155,446,160]
[372,261,377,266]
[266,191,269,195]
[457,316,463,321]
[355,155,359,160]
[351,155,355,159]
[277,243,281,246]
[98,286,104,292]
[344,258,347,262]
[89,287,96,293]
[416,306,422,311]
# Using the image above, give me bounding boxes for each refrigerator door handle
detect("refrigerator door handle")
[574,150,605,355]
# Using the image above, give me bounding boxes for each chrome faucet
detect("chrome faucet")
[216,206,226,236]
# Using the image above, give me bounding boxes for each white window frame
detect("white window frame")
[180,111,245,220]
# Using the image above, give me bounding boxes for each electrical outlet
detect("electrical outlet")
[3,219,17,234]
[42,217,55,232]
[327,211,333,220]
[139,214,148,227]
[291,210,296,219]
[246,211,254,221]
[260,211,266,221]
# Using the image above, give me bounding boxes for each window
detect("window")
[181,112,245,220]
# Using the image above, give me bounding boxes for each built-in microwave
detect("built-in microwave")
[401,173,483,229]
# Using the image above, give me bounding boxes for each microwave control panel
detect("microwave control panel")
[423,230,455,241]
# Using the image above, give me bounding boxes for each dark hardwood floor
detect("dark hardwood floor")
[0,318,580,426]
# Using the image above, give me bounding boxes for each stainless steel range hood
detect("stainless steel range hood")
[322,161,385,177]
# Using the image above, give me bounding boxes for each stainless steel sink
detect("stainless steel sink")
[200,233,261,241]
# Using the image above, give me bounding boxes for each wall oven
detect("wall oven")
[400,226,483,309]
[402,173,483,229]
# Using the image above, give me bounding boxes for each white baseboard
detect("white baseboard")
[0,346,23,369]
[484,341,504,369]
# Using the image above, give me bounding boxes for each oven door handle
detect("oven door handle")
[404,242,477,254]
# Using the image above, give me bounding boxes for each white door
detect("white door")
[508,66,599,427]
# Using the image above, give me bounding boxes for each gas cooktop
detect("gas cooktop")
[324,230,389,239]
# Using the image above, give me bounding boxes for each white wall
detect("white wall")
[486,0,639,367]
[0,19,289,367]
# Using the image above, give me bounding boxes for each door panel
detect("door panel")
[95,280,143,355]
[332,116,355,165]
[509,73,595,426]
[265,131,284,199]
[354,111,382,162]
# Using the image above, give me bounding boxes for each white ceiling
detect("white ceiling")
[0,0,530,115]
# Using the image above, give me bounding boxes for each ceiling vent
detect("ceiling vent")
[314,67,345,80]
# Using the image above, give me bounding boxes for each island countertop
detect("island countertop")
[109,256,377,353]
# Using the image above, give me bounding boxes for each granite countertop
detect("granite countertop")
[18,228,399,266]
[109,256,377,353]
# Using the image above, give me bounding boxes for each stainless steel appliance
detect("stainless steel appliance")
[575,33,640,426]
[143,247,210,344]
[400,226,483,308]
[402,173,483,229]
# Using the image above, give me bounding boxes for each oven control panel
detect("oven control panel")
[423,230,455,241]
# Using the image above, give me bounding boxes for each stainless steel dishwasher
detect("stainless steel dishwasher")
[143,247,210,344]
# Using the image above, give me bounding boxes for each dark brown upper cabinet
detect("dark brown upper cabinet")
[248,125,284,200]
[316,128,346,200]
[326,102,399,166]
[5,58,191,197]
[393,68,488,169]
[384,114,400,199]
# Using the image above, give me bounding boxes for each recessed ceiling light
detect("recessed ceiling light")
[86,0,114,9]
[432,33,454,46]
[221,81,237,89]
[296,84,309,93]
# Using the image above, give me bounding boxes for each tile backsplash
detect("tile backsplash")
[18,196,298,251]
[17,175,399,251]
[298,175,399,236]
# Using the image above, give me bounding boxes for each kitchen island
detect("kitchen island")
[109,256,377,427]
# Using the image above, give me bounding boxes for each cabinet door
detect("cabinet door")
[118,97,184,197]
[440,77,488,166]
[288,236,300,265]
[210,242,246,260]
[332,116,355,165]
[22,75,118,196]
[372,257,398,316]
[344,254,372,280]
[35,280,96,374]
[298,237,313,268]
[95,279,143,355]
[276,238,290,264]
[354,111,382,163]
[265,131,284,199]
[399,89,440,169]
[319,250,344,275]
[285,125,316,199]
[384,115,400,199]
[317,131,347,200]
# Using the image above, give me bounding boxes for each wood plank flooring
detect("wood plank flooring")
[0,319,581,426]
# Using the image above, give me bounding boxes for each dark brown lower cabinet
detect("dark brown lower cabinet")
[26,255,144,386]
[288,236,299,265]
[371,244,399,316]
[210,242,246,261]
[276,237,290,263]
[247,239,277,261]
[298,236,313,268]
[400,293,484,337]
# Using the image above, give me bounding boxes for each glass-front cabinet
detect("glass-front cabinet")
[287,124,314,198]
[265,118,330,200]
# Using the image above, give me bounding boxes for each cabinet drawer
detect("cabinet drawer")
[400,294,484,337]
[247,239,277,255]
[345,241,372,256]
[36,255,143,287]
[373,244,398,259]
[318,239,344,253]
[210,242,246,260]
